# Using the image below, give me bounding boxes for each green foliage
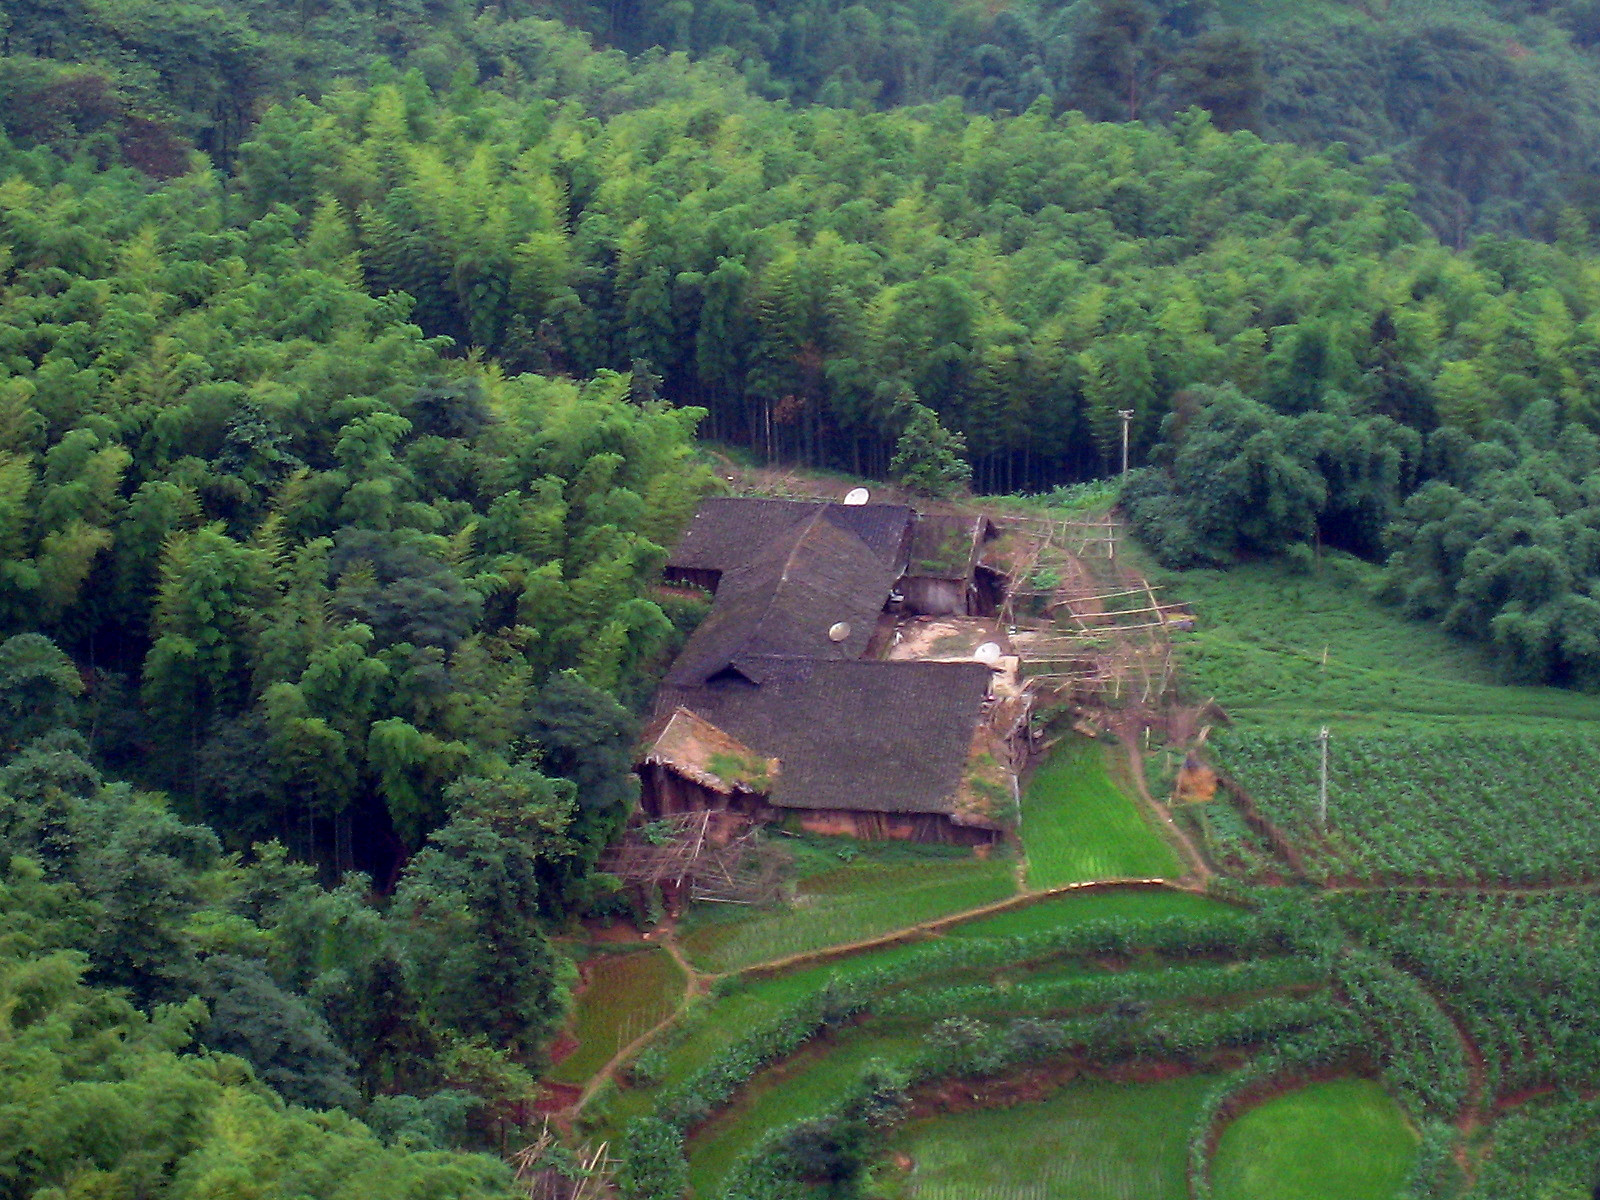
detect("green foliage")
[1020,737,1182,887]
[618,1117,689,1200]
[1208,1079,1417,1200]
[889,402,972,498]
[197,953,360,1111]
[0,140,710,870]
[1126,385,1418,567]
[1216,727,1600,885]
[1333,950,1468,1119]
[0,929,517,1200]
[1335,891,1600,1102]
[1381,404,1600,688]
[0,633,81,753]
[390,812,573,1063]
[1463,1096,1600,1200]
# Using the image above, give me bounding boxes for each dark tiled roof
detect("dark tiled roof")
[657,660,993,814]
[667,508,903,687]
[905,514,996,581]
[668,497,913,575]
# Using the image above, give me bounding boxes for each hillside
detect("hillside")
[545,515,1600,1200]
[4,2,1600,1198]
[6,0,1600,241]
[535,0,1600,239]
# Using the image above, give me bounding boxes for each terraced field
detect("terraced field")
[1216,728,1600,885]
[550,948,684,1085]
[1210,1080,1417,1200]
[885,1075,1217,1200]
[679,857,1017,972]
[567,553,1600,1200]
[688,1029,925,1196]
[945,887,1243,939]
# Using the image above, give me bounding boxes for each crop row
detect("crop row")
[1464,1096,1600,1200]
[1335,892,1600,1099]
[653,906,1279,1125]
[1217,728,1600,885]
[876,956,1324,1020]
[1334,949,1469,1118]
[713,996,1344,1200]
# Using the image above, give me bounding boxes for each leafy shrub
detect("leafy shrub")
[617,1117,688,1200]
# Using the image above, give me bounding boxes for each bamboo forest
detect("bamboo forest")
[6,1,1600,1197]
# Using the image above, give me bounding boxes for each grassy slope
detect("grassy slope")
[585,889,1244,1145]
[1210,1079,1417,1200]
[1157,555,1600,731]
[884,1075,1218,1200]
[1021,738,1183,887]
[549,948,685,1086]
[654,891,1235,1098]
[1157,553,1600,885]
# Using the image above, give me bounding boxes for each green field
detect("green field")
[945,887,1243,939]
[1210,1079,1417,1200]
[687,1029,924,1196]
[883,1075,1217,1200]
[649,943,936,1093]
[679,858,1016,972]
[1217,727,1600,885]
[549,948,685,1085]
[1020,739,1182,888]
[1155,556,1600,730]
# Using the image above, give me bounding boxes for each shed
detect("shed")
[899,514,1001,616]
[637,706,781,833]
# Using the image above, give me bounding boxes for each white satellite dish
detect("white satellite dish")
[974,642,1002,664]
[828,621,853,642]
[842,487,870,506]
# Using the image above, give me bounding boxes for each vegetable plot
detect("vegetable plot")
[1217,729,1600,884]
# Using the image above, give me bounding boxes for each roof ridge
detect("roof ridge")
[775,505,831,588]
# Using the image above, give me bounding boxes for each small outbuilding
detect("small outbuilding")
[899,513,1003,617]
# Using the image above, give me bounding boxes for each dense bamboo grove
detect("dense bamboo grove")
[6,0,1600,1195]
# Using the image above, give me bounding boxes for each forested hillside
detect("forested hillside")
[6,0,1600,1195]
[7,0,1600,240]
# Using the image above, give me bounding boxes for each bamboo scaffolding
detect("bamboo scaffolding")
[513,1124,617,1200]
[601,811,788,907]
[995,512,1181,715]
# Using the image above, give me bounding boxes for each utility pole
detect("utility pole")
[1317,725,1331,831]
[1117,409,1135,475]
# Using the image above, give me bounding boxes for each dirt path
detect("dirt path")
[1436,987,1490,1188]
[571,931,704,1116]
[559,877,1216,1116]
[1118,736,1213,885]
[734,877,1206,979]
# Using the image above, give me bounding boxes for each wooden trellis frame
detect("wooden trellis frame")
[512,1124,617,1200]
[993,513,1183,712]
[601,811,789,907]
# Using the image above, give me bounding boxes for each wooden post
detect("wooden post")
[1318,725,1330,830]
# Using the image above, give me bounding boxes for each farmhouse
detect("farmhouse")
[639,496,1025,844]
